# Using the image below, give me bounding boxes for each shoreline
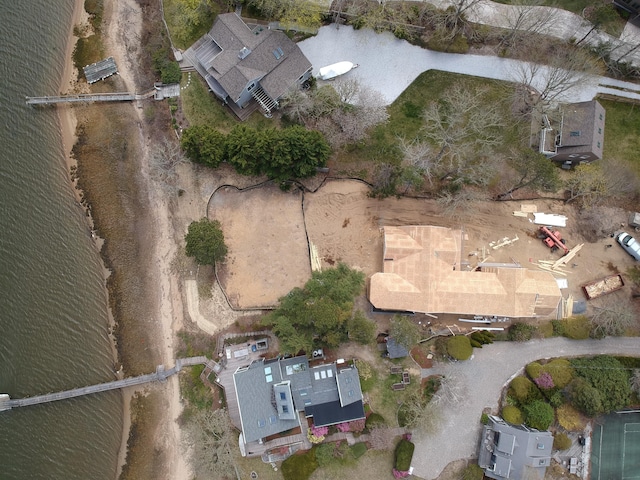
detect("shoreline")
[58,0,192,478]
[57,1,130,478]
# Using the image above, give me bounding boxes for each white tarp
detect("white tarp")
[556,278,568,289]
[533,213,567,227]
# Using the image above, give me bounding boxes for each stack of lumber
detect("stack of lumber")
[537,244,584,274]
[559,295,574,319]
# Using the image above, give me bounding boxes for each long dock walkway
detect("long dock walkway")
[26,90,156,106]
[25,83,180,106]
[0,356,208,411]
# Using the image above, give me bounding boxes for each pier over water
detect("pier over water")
[0,356,215,412]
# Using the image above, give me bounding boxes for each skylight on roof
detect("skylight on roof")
[257,419,266,428]
[266,374,273,383]
[269,415,277,424]
[273,47,284,60]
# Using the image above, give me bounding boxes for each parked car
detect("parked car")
[617,232,640,261]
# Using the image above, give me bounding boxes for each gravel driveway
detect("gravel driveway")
[411,337,640,480]
[299,25,640,106]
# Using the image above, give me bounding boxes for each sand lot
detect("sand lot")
[210,179,635,312]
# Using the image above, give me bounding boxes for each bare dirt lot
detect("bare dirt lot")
[210,183,311,308]
[211,179,636,314]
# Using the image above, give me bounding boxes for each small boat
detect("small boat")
[317,61,358,80]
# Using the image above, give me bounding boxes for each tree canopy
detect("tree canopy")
[262,263,365,354]
[184,218,228,266]
[181,124,331,187]
[390,315,421,350]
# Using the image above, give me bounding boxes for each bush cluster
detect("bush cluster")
[447,335,473,360]
[181,124,331,186]
[394,439,415,472]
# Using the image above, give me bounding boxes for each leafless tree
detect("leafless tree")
[565,159,639,207]
[437,188,490,218]
[422,84,505,184]
[400,391,442,433]
[432,370,467,408]
[590,295,636,337]
[183,408,236,479]
[398,137,439,186]
[511,43,602,108]
[149,138,185,194]
[280,87,314,124]
[498,0,557,49]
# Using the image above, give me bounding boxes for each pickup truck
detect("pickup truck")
[582,274,625,300]
[617,232,640,261]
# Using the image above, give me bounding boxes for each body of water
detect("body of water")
[0,1,122,478]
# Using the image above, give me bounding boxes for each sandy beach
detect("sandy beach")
[58,0,191,478]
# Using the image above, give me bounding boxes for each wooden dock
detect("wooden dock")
[0,356,208,411]
[26,84,179,106]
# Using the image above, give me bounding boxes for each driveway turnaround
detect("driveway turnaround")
[299,25,640,106]
[411,337,640,480]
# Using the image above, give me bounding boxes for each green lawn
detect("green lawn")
[600,99,640,174]
[180,73,275,131]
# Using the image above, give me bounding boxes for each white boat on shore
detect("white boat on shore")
[317,61,358,80]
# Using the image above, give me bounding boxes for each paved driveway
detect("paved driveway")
[411,337,640,480]
[299,25,640,106]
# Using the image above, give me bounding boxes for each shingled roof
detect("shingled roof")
[369,226,561,318]
[192,13,311,103]
[234,357,365,444]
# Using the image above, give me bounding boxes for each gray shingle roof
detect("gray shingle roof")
[234,357,365,444]
[478,416,553,480]
[190,13,311,103]
[556,100,605,159]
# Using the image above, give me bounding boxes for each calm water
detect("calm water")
[0,1,122,478]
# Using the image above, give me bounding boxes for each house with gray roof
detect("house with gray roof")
[233,356,365,452]
[184,13,312,117]
[478,415,553,480]
[539,100,605,167]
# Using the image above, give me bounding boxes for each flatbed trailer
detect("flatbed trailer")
[582,274,624,300]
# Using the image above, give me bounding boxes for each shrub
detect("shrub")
[366,413,386,430]
[502,405,524,425]
[509,322,537,342]
[570,356,631,413]
[447,335,473,360]
[281,450,319,480]
[534,372,555,390]
[569,378,604,417]
[557,404,587,431]
[553,432,572,451]
[526,362,543,379]
[509,376,539,403]
[314,444,335,467]
[394,439,415,472]
[544,359,574,388]
[523,400,555,431]
[548,390,564,408]
[481,413,489,425]
[308,425,328,443]
[336,422,350,433]
[462,464,484,480]
[554,316,591,339]
[350,442,368,459]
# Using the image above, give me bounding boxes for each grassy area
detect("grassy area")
[600,99,640,174]
[180,74,275,132]
[336,70,526,167]
[309,449,394,480]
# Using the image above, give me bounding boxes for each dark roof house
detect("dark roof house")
[539,100,605,167]
[478,416,553,480]
[184,13,312,117]
[233,356,365,450]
